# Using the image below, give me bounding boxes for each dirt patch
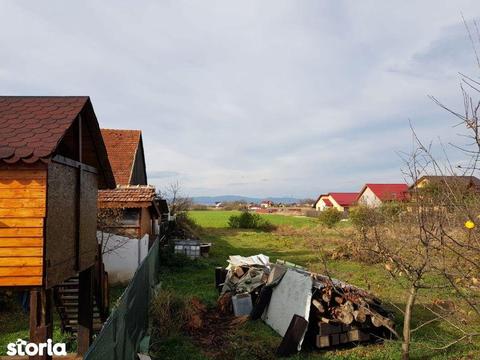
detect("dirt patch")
[184,299,249,358]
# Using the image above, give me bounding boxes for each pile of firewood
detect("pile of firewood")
[310,273,397,348]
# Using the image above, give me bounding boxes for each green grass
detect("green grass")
[189,210,318,228]
[0,285,127,355]
[152,210,480,360]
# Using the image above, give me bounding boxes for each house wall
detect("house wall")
[140,207,152,238]
[358,187,381,207]
[315,197,330,211]
[0,169,46,286]
[99,231,149,284]
[327,196,346,212]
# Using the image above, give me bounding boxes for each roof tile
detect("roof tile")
[101,129,142,185]
[0,96,88,164]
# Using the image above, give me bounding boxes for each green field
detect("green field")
[153,210,480,359]
[189,210,318,228]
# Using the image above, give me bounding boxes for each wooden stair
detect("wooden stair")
[54,275,108,334]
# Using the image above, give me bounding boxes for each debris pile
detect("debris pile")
[216,254,396,356]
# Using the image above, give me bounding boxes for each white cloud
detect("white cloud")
[1,0,480,197]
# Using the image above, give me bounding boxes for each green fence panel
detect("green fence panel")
[84,237,161,360]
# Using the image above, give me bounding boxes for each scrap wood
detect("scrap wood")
[276,315,309,357]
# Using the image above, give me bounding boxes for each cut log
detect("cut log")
[353,308,367,323]
[312,299,325,313]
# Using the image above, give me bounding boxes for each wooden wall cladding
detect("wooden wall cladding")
[45,161,99,288]
[79,170,98,270]
[45,162,77,288]
[0,169,46,287]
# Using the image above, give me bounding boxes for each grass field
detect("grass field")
[0,285,127,356]
[153,210,480,360]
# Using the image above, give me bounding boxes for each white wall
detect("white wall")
[97,231,149,284]
[358,187,381,207]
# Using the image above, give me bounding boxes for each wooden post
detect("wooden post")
[29,288,53,360]
[78,266,93,355]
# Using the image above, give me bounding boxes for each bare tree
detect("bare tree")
[159,181,192,215]
[97,208,131,255]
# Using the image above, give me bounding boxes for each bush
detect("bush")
[318,208,342,228]
[349,205,380,228]
[173,212,201,238]
[228,211,276,231]
[150,290,190,339]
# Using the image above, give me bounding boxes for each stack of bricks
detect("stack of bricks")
[316,322,371,348]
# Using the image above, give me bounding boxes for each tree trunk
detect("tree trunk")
[402,285,418,360]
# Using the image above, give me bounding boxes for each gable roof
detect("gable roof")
[359,183,409,201]
[0,96,115,188]
[322,198,333,207]
[329,192,359,207]
[101,129,146,185]
[98,185,156,207]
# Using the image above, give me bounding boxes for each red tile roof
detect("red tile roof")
[361,184,409,201]
[101,129,142,185]
[98,185,156,208]
[322,198,333,207]
[329,193,359,207]
[0,96,88,164]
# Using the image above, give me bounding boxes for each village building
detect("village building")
[98,129,160,240]
[356,183,409,207]
[314,193,358,214]
[410,175,480,192]
[0,96,116,353]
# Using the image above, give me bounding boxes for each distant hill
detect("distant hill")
[192,195,301,205]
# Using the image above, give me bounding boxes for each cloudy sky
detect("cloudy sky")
[2,1,480,198]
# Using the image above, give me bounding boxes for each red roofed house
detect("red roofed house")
[314,193,359,214]
[356,183,409,207]
[98,129,160,240]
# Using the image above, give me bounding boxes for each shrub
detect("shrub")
[318,208,342,228]
[228,211,276,231]
[349,205,380,228]
[174,212,202,238]
[379,201,404,220]
[150,290,190,339]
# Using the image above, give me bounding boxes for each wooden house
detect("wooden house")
[98,185,160,239]
[0,96,115,354]
[98,129,160,241]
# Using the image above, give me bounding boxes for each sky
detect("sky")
[2,1,480,198]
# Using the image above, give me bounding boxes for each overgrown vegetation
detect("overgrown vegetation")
[227,210,276,231]
[151,210,480,359]
[318,207,343,228]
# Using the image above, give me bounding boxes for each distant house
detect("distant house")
[314,194,331,211]
[314,193,359,214]
[261,200,273,208]
[410,175,480,192]
[356,183,409,207]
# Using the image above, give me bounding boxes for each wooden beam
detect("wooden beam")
[0,257,43,266]
[77,267,93,355]
[0,276,42,286]
[29,288,53,360]
[0,208,46,218]
[0,218,44,228]
[0,238,43,247]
